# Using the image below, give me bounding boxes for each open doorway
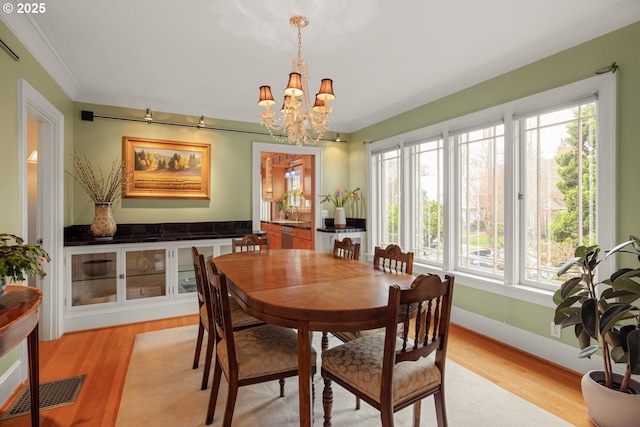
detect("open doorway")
[19,79,64,340]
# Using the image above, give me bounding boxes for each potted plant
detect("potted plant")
[0,233,51,294]
[320,186,360,229]
[554,236,640,426]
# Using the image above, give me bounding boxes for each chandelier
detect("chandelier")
[258,15,335,146]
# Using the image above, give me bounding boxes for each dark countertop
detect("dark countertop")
[316,217,366,233]
[64,221,264,246]
[261,220,312,229]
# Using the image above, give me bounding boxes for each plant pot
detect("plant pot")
[581,370,640,427]
[91,202,117,241]
[334,207,346,229]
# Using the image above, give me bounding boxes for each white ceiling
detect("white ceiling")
[3,0,640,133]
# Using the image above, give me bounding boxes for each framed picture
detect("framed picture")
[122,136,210,199]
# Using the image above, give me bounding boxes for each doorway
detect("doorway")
[19,79,64,340]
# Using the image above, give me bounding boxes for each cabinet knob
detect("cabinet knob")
[119,274,125,279]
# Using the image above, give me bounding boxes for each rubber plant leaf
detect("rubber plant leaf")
[581,298,598,340]
[578,344,599,358]
[628,329,640,375]
[599,303,633,336]
[576,324,591,350]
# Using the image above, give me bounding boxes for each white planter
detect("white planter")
[581,370,640,427]
[334,207,346,229]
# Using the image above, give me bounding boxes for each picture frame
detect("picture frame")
[122,136,210,199]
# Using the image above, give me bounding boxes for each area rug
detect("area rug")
[115,325,572,427]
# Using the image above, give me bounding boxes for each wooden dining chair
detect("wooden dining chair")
[373,244,414,274]
[332,237,361,260]
[231,234,270,253]
[204,261,317,426]
[191,248,263,390]
[321,273,455,427]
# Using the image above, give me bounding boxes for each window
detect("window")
[455,124,505,276]
[371,148,401,246]
[518,100,597,288]
[409,138,444,264]
[368,74,616,293]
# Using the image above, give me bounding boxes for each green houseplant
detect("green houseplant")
[554,236,640,426]
[0,233,51,293]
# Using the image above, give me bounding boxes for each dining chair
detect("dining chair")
[205,261,317,426]
[373,244,414,274]
[332,237,361,260]
[321,273,455,427]
[231,234,270,253]
[191,248,263,391]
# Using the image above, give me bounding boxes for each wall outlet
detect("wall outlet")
[550,321,562,338]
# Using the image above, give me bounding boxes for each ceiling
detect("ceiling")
[3,0,640,133]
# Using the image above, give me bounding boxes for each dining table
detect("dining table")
[213,248,416,427]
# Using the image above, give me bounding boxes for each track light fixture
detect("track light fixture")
[197,116,207,128]
[144,108,153,123]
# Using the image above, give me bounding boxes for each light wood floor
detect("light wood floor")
[0,316,591,426]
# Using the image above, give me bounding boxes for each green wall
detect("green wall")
[71,103,351,224]
[348,21,640,345]
[0,19,74,391]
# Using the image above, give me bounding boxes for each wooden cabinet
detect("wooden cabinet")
[293,227,312,250]
[302,155,313,199]
[261,157,273,201]
[261,222,282,249]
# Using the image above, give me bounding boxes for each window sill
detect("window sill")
[413,262,556,308]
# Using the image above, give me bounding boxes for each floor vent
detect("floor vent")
[1,375,86,419]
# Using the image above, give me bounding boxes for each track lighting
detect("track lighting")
[197,116,207,129]
[144,108,153,123]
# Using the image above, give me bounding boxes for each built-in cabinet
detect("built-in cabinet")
[261,222,282,249]
[64,239,235,332]
[260,222,312,249]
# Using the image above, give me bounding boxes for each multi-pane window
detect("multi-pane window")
[409,138,444,264]
[367,74,614,291]
[456,124,505,276]
[371,148,401,246]
[519,101,597,287]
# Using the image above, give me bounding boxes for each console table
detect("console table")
[0,285,42,427]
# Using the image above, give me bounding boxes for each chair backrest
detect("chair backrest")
[192,248,214,329]
[373,244,414,274]
[205,260,238,369]
[333,237,361,260]
[231,234,270,253]
[381,273,455,396]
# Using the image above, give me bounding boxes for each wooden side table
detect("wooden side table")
[0,285,43,427]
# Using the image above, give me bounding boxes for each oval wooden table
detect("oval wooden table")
[0,285,43,427]
[213,249,416,427]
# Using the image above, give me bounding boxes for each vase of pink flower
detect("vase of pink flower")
[320,186,360,229]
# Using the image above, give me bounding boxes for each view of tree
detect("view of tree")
[551,103,597,248]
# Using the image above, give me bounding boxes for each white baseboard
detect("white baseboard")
[0,359,24,408]
[451,307,614,375]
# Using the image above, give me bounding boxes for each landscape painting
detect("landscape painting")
[122,136,210,199]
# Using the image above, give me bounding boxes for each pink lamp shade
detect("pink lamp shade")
[312,95,326,112]
[317,79,335,101]
[284,73,304,97]
[258,86,276,107]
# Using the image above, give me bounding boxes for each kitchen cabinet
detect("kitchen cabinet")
[302,155,313,199]
[261,156,273,201]
[260,222,282,249]
[293,227,312,249]
[64,238,234,332]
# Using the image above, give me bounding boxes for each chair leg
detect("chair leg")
[321,332,329,352]
[322,375,333,427]
[193,322,204,369]
[279,378,285,397]
[201,330,215,390]
[380,402,395,427]
[413,400,422,427]
[356,396,361,410]
[205,360,223,425]
[222,378,239,427]
[434,389,447,427]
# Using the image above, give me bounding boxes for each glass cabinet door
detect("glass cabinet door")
[176,245,214,295]
[70,251,118,307]
[124,248,167,300]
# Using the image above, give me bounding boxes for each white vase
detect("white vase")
[334,207,346,229]
[581,370,640,427]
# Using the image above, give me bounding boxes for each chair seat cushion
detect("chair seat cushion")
[200,297,261,330]
[228,296,263,329]
[333,328,383,343]
[321,333,441,405]
[217,325,317,381]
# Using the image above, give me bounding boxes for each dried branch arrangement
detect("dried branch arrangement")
[67,151,127,203]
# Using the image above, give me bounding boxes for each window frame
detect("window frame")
[367,73,616,305]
